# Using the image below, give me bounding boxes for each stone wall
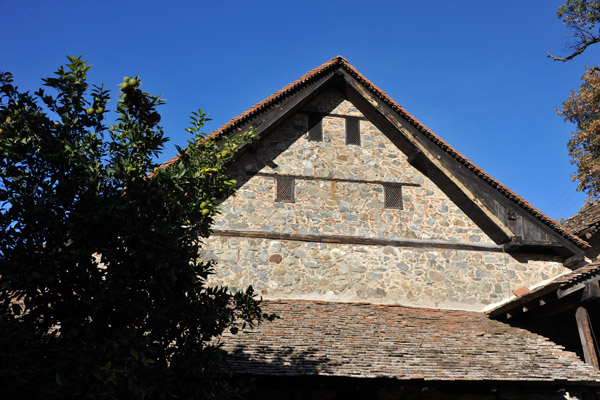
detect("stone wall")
[204,236,565,310]
[205,89,569,310]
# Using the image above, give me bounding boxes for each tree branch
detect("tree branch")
[548,37,600,61]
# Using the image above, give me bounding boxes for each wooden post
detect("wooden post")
[575,306,600,370]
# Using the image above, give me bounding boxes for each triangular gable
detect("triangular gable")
[162,56,588,260]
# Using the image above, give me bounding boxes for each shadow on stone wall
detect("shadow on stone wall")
[220,88,346,200]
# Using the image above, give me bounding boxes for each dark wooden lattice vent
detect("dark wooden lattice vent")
[308,113,323,142]
[384,185,403,209]
[345,117,361,146]
[276,177,295,203]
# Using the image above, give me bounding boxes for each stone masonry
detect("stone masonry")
[205,89,568,310]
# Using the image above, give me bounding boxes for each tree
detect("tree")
[559,67,600,198]
[550,1,600,198]
[549,0,600,61]
[0,56,270,399]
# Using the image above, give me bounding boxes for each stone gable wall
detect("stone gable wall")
[205,89,568,310]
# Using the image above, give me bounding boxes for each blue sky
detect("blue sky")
[2,0,598,220]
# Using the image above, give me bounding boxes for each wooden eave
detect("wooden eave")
[159,56,588,258]
[487,268,600,321]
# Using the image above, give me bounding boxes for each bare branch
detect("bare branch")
[548,36,600,61]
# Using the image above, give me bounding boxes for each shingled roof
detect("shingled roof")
[161,56,587,250]
[566,200,600,239]
[222,300,600,384]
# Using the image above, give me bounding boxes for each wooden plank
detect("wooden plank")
[558,280,600,299]
[575,306,600,370]
[298,111,369,121]
[247,171,420,187]
[507,214,524,240]
[210,229,506,252]
[564,254,586,269]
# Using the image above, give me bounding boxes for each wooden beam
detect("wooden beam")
[247,171,420,187]
[558,280,600,299]
[210,229,506,252]
[564,254,585,269]
[575,306,600,370]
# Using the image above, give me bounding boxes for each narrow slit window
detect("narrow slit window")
[308,113,323,142]
[384,185,403,209]
[276,177,295,203]
[346,117,361,145]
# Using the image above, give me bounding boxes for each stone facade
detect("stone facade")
[205,89,569,310]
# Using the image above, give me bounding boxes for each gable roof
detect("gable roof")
[565,200,600,239]
[161,56,588,251]
[223,299,600,384]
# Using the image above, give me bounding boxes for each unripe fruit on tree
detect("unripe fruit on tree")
[95,107,104,114]
[202,209,210,216]
[120,82,128,89]
[200,201,208,209]
[128,78,137,86]
[86,107,94,115]
[221,150,231,158]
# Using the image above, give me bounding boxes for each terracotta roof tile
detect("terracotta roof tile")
[565,200,600,238]
[160,56,588,249]
[222,300,600,383]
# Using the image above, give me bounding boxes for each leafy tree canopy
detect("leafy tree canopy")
[560,67,600,198]
[0,56,270,399]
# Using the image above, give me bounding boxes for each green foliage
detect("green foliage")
[558,0,600,32]
[0,56,270,399]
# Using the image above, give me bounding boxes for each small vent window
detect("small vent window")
[346,118,361,146]
[276,178,295,203]
[384,185,403,209]
[308,113,323,142]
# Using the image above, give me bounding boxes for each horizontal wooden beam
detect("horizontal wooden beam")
[298,110,369,121]
[211,229,506,252]
[247,171,420,187]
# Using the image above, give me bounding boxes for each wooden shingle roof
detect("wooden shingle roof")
[222,300,600,384]
[565,200,600,239]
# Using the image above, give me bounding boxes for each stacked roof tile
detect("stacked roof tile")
[222,300,600,383]
[566,200,600,239]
